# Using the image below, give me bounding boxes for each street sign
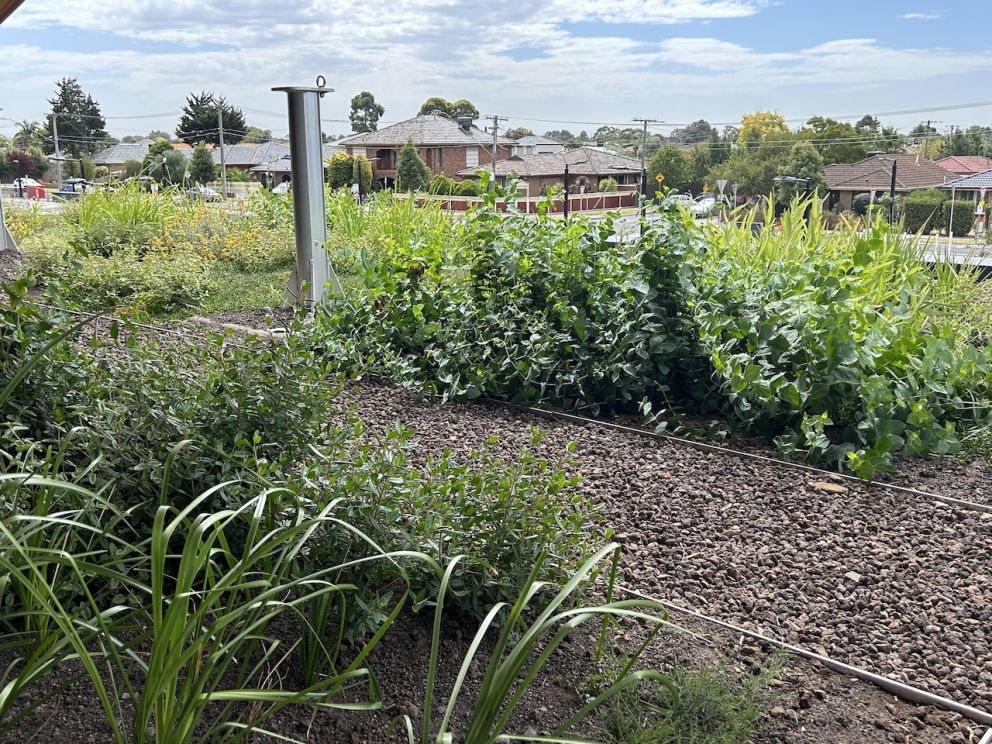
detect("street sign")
[655,173,664,183]
[716,179,727,195]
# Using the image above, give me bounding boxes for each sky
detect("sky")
[1,0,988,142]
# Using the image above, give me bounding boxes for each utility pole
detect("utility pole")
[486,114,508,178]
[52,114,63,187]
[217,107,228,199]
[632,117,660,203]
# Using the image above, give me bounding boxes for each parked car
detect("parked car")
[272,181,291,195]
[669,193,692,208]
[185,186,221,202]
[692,195,717,217]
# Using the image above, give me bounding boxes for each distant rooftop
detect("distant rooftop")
[937,155,992,176]
[458,146,640,178]
[343,114,513,148]
[825,154,956,192]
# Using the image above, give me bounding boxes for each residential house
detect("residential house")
[92,139,155,173]
[457,147,642,194]
[939,169,992,204]
[212,141,291,176]
[936,155,992,178]
[511,135,564,156]
[825,154,957,211]
[341,114,514,185]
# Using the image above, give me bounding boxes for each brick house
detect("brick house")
[825,154,957,211]
[457,146,642,194]
[341,114,514,185]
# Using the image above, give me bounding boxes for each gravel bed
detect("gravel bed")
[341,380,992,716]
[0,249,22,286]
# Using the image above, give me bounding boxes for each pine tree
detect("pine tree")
[176,92,247,146]
[189,143,216,185]
[396,139,430,192]
[43,78,109,157]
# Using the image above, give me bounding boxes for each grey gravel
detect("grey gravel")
[341,380,992,713]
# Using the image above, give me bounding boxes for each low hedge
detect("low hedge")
[903,189,947,234]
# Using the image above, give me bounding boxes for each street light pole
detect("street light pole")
[563,162,570,220]
[52,114,63,187]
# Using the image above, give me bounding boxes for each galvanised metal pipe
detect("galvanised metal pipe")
[273,79,342,307]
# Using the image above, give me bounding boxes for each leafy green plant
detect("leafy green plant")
[903,188,947,234]
[943,199,974,237]
[402,545,675,744]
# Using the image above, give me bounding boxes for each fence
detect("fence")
[413,190,638,213]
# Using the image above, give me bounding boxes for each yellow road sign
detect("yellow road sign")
[655,174,664,183]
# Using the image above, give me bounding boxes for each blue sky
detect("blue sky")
[0,1,985,140]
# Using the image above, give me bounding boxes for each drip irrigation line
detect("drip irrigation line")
[480,399,992,516]
[618,584,992,727]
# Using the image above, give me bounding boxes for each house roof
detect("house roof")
[939,169,992,191]
[457,146,641,178]
[92,140,154,165]
[342,114,512,147]
[213,141,290,167]
[514,135,563,147]
[825,154,956,192]
[936,155,992,176]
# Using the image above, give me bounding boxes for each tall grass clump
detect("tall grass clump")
[61,183,181,253]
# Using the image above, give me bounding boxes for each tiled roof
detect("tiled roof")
[457,146,641,178]
[937,155,992,176]
[212,141,290,167]
[825,154,956,192]
[92,140,154,164]
[342,114,513,147]
[939,169,992,190]
[514,135,563,147]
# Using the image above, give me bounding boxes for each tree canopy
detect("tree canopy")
[775,142,827,203]
[505,127,534,140]
[737,111,789,148]
[396,139,430,192]
[799,116,866,165]
[418,97,480,121]
[188,142,215,184]
[176,92,247,146]
[43,77,109,157]
[350,91,385,133]
[647,146,692,193]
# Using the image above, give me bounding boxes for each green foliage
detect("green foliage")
[904,188,948,234]
[505,127,534,139]
[455,178,480,196]
[774,142,826,202]
[599,659,783,744]
[80,154,96,180]
[327,151,355,189]
[350,90,384,133]
[598,177,619,193]
[176,91,246,146]
[852,193,872,216]
[317,187,708,416]
[44,77,108,158]
[418,96,480,121]
[187,142,215,184]
[60,183,178,253]
[648,146,691,193]
[737,111,789,148]
[944,199,975,236]
[396,139,430,192]
[353,153,373,194]
[122,159,142,178]
[429,173,456,195]
[799,116,866,165]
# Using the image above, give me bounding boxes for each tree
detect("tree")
[855,115,880,135]
[775,142,826,203]
[188,142,215,184]
[544,129,574,143]
[936,125,992,158]
[349,91,384,133]
[353,154,373,194]
[708,141,790,197]
[148,129,172,141]
[647,146,692,193]
[737,111,789,148]
[161,151,187,184]
[326,151,354,189]
[672,119,719,145]
[799,116,866,165]
[176,92,247,146]
[123,159,143,178]
[13,121,44,150]
[417,96,479,121]
[142,138,175,181]
[5,150,36,179]
[43,77,109,157]
[505,127,534,140]
[242,126,272,144]
[396,139,430,192]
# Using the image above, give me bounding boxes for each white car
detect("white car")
[669,193,692,208]
[272,181,291,194]
[692,195,717,217]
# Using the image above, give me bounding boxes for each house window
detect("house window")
[352,146,367,157]
[465,147,478,168]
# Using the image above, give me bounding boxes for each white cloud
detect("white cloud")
[0,1,988,139]
[899,12,941,20]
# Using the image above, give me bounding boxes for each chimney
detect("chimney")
[457,117,473,132]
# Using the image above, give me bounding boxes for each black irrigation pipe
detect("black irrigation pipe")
[481,398,992,516]
[619,585,992,727]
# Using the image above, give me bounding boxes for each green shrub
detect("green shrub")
[851,193,871,216]
[61,184,179,255]
[429,173,455,195]
[944,199,974,236]
[903,188,947,234]
[326,151,354,189]
[598,177,619,193]
[455,178,480,196]
[352,153,373,194]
